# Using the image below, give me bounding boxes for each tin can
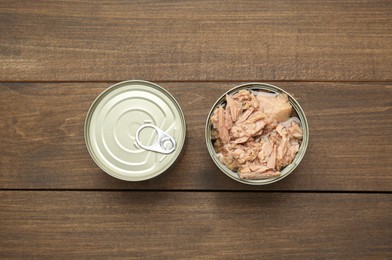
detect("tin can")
[205,82,309,185]
[85,80,186,181]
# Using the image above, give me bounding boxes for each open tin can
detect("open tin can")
[85,80,186,181]
[205,82,309,185]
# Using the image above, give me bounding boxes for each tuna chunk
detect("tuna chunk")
[218,106,230,144]
[239,169,281,179]
[256,93,292,122]
[226,94,242,122]
[288,121,303,139]
[267,145,277,169]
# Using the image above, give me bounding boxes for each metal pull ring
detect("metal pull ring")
[135,124,176,154]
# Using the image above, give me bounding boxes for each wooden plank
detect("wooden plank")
[0,0,391,81]
[1,82,391,191]
[0,191,391,258]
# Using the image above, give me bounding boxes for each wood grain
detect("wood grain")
[0,191,391,258]
[1,82,391,191]
[1,0,391,81]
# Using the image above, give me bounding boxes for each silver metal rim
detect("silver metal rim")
[205,82,309,185]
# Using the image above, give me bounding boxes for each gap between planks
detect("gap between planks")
[0,189,391,194]
[0,80,392,84]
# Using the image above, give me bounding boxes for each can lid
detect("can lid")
[85,80,186,181]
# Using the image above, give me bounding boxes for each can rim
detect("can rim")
[205,82,309,185]
[84,80,186,181]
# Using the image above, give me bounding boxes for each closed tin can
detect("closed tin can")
[205,82,309,185]
[85,80,186,181]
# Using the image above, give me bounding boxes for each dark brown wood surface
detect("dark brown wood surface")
[0,0,391,258]
[1,191,391,258]
[1,0,392,81]
[1,82,391,191]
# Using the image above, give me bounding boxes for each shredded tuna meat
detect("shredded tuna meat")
[211,90,303,180]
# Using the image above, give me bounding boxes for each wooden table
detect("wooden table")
[1,1,391,258]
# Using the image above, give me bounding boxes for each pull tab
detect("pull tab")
[135,124,176,154]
